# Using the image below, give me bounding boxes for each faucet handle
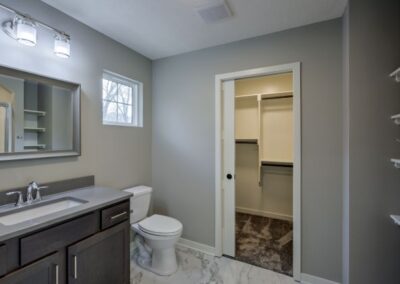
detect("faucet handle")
[29,181,39,189]
[35,186,48,202]
[6,191,24,207]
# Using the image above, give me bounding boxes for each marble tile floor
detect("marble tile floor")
[130,244,296,284]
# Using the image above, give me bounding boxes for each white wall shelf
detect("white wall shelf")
[390,158,400,168]
[24,109,46,116]
[390,67,400,82]
[390,114,400,125]
[390,215,400,226]
[235,91,293,100]
[390,67,400,168]
[24,144,46,149]
[24,127,46,133]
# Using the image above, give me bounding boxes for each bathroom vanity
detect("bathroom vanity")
[0,183,132,284]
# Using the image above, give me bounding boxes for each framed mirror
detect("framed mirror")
[0,65,80,161]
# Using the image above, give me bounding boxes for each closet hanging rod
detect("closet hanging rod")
[262,95,293,100]
[235,139,258,144]
[235,91,293,99]
[261,161,293,167]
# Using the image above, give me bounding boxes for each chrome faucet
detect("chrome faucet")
[5,182,49,207]
[6,191,24,207]
[26,182,36,205]
[27,181,48,203]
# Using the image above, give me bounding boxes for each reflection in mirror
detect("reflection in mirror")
[0,67,79,160]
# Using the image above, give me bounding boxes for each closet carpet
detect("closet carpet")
[235,212,293,276]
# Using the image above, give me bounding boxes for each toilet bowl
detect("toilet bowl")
[132,215,182,275]
[124,186,183,276]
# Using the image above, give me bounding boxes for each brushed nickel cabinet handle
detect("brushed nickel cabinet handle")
[110,211,127,220]
[73,255,78,279]
[55,264,59,284]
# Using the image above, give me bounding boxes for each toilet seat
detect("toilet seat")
[138,214,182,236]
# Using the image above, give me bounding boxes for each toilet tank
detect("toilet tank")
[123,186,152,224]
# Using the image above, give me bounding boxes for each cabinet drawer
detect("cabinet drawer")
[21,212,99,265]
[101,201,129,230]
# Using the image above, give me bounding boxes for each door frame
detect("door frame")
[214,62,301,280]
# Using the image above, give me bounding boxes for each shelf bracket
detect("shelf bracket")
[390,67,400,83]
[390,215,400,226]
[390,159,400,168]
[391,114,400,125]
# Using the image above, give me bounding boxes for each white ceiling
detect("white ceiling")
[42,0,347,60]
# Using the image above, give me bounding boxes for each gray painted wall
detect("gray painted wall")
[153,19,343,281]
[344,0,400,283]
[0,0,152,190]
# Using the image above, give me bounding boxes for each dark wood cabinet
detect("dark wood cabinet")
[0,245,6,277]
[0,238,19,277]
[0,199,130,284]
[0,252,63,284]
[21,212,98,266]
[67,222,130,284]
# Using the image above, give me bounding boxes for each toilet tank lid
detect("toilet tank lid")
[123,185,152,197]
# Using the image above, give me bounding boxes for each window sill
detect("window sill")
[102,121,143,128]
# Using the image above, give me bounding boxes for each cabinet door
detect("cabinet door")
[0,252,63,284]
[67,222,130,284]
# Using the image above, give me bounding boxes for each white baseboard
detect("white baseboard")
[301,273,340,284]
[236,206,293,221]
[177,238,216,256]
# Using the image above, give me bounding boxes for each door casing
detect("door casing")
[214,62,301,281]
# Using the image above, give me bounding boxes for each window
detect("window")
[102,71,143,127]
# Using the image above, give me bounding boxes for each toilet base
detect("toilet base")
[135,247,178,276]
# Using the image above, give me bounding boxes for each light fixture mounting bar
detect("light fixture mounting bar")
[0,2,70,39]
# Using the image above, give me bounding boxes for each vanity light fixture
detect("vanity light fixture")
[54,33,70,58]
[0,3,71,58]
[15,16,37,46]
[2,15,38,46]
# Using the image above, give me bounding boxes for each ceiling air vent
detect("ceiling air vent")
[195,0,232,24]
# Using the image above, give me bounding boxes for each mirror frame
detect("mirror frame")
[0,65,81,162]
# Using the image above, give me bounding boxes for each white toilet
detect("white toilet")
[124,186,183,276]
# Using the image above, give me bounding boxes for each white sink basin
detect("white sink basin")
[0,198,86,226]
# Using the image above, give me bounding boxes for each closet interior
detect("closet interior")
[234,72,294,276]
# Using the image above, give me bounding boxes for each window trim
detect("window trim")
[102,70,143,128]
